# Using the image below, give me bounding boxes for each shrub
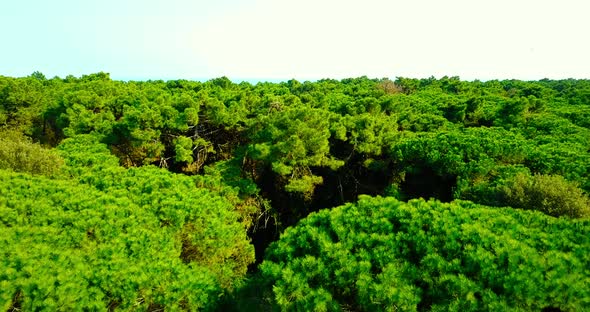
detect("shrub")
[0,130,63,176]
[502,173,590,218]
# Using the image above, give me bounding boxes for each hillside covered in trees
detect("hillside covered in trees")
[1,73,589,311]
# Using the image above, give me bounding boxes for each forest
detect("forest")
[0,72,589,311]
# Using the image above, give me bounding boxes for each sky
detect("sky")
[1,0,589,82]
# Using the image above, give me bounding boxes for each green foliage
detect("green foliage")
[501,173,590,218]
[0,130,63,176]
[390,127,528,176]
[0,135,255,310]
[247,106,343,195]
[0,76,48,136]
[201,159,269,229]
[2,73,590,310]
[60,134,263,228]
[340,113,398,156]
[496,97,529,127]
[174,135,194,163]
[0,169,253,310]
[284,175,324,196]
[56,133,121,179]
[3,73,589,193]
[261,196,590,311]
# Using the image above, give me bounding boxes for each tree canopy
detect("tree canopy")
[261,196,590,311]
[1,73,589,310]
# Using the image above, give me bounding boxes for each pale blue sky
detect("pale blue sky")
[1,0,589,81]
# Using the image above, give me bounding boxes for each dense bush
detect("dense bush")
[501,173,590,218]
[0,130,63,176]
